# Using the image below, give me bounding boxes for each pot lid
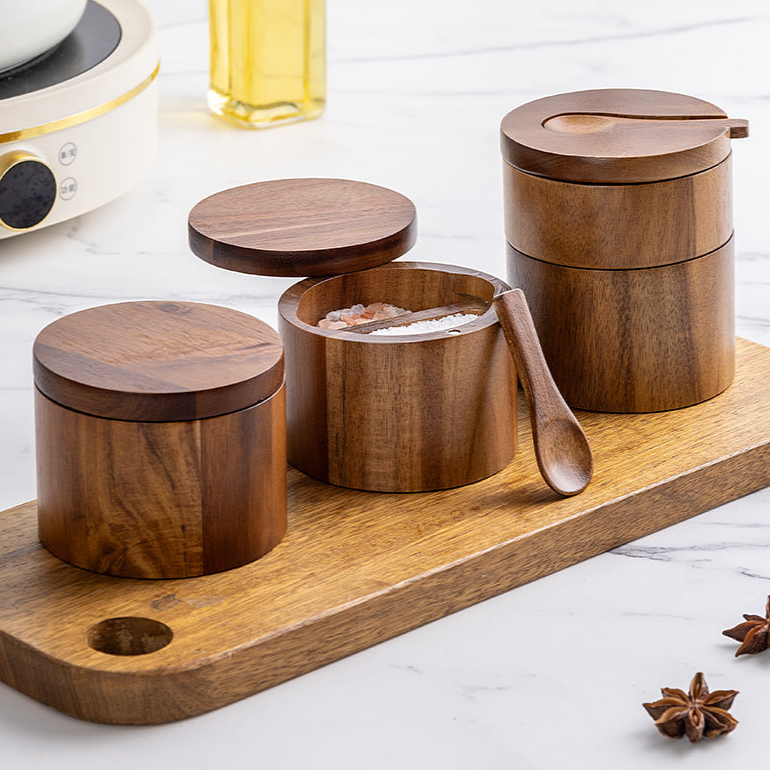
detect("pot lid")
[500,89,748,183]
[33,301,284,422]
[188,178,417,277]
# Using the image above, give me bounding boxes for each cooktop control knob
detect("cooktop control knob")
[0,151,56,231]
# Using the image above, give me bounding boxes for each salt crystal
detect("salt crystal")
[318,319,348,330]
[318,302,409,328]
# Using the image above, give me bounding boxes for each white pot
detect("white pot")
[0,0,87,73]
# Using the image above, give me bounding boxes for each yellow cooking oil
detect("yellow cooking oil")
[208,0,326,128]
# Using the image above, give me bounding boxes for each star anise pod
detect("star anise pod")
[723,595,770,656]
[643,672,738,742]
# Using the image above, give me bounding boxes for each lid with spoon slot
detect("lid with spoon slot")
[500,88,748,184]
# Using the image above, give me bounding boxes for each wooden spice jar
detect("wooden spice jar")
[500,89,748,412]
[189,178,517,493]
[34,301,287,578]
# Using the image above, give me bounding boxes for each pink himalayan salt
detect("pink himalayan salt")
[317,302,408,329]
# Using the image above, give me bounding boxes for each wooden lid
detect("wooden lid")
[188,178,417,277]
[500,89,748,183]
[33,301,284,422]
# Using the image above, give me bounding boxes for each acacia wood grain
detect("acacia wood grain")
[36,386,287,578]
[278,262,517,491]
[33,301,284,422]
[0,339,768,724]
[507,240,735,412]
[503,155,733,269]
[500,88,748,183]
[188,178,417,277]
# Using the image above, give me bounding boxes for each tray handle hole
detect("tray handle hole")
[87,616,173,656]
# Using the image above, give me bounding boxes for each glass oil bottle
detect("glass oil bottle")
[208,0,326,128]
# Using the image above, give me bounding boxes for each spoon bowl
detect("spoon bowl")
[535,415,594,496]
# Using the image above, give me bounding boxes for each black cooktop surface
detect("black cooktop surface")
[0,1,121,102]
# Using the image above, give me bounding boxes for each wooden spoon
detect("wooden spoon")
[494,289,593,496]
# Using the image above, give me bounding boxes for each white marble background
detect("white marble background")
[2,0,770,766]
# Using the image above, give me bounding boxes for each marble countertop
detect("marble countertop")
[2,0,770,766]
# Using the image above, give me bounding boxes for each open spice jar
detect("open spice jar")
[33,301,287,578]
[189,178,518,492]
[501,89,748,412]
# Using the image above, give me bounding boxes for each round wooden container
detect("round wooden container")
[188,179,518,492]
[500,88,748,412]
[33,301,287,579]
[278,262,516,492]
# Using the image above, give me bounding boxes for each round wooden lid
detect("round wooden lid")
[188,178,418,277]
[500,89,748,183]
[33,301,284,422]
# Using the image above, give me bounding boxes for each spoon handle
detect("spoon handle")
[494,288,593,495]
[494,289,564,420]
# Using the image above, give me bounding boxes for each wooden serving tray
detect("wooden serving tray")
[2,338,770,725]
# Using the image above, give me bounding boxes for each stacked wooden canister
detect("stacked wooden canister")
[501,89,748,412]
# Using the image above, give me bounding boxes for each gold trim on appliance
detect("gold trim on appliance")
[0,64,160,144]
[0,150,55,231]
